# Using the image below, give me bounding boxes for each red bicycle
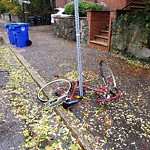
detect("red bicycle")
[37,61,121,109]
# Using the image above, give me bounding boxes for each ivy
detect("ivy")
[115,10,150,48]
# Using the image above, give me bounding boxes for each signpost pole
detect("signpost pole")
[74,0,83,97]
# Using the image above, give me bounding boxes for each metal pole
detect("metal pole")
[74,0,83,97]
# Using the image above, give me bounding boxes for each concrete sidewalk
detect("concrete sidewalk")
[0,23,103,149]
[0,43,85,150]
[0,23,150,150]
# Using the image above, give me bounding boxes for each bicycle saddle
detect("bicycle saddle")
[62,99,79,109]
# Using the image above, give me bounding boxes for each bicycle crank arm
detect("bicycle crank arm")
[62,99,79,109]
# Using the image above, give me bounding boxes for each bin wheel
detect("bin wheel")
[26,39,32,46]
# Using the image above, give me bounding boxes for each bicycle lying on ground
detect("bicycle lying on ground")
[37,61,121,109]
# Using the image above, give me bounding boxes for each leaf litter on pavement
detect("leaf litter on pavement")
[0,43,82,150]
[64,53,150,149]
[1,41,150,150]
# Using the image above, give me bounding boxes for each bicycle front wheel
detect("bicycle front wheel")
[99,61,116,90]
[38,79,71,103]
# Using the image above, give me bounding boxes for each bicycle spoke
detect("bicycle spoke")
[38,79,71,103]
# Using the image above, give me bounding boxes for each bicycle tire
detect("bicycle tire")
[99,61,116,92]
[38,79,71,103]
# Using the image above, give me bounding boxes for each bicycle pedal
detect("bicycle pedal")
[62,99,79,109]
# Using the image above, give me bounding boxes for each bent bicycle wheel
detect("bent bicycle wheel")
[99,61,116,94]
[38,79,71,103]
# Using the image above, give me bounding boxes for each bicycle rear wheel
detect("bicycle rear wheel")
[38,79,71,103]
[99,61,116,92]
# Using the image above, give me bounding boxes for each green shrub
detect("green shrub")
[0,0,23,21]
[10,1,22,15]
[65,0,103,16]
[0,2,8,14]
[64,1,74,16]
[82,1,103,14]
[0,0,22,15]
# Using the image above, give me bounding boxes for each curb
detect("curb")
[5,42,102,150]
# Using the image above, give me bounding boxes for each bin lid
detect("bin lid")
[4,23,18,30]
[5,23,30,30]
[11,23,30,27]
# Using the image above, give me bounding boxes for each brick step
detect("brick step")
[130,1,146,10]
[94,35,108,43]
[100,30,109,36]
[123,0,145,10]
[132,2,145,6]
[130,5,145,9]
[89,40,109,52]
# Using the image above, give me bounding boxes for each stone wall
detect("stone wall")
[111,10,150,60]
[54,17,88,44]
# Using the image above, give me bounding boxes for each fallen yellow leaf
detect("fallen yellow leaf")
[45,145,53,150]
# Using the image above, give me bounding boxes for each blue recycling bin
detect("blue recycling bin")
[5,23,31,47]
[5,24,17,45]
[12,23,30,47]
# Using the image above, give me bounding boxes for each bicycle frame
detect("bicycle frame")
[66,80,121,103]
[38,61,121,109]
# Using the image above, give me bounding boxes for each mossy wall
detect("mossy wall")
[111,10,150,60]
